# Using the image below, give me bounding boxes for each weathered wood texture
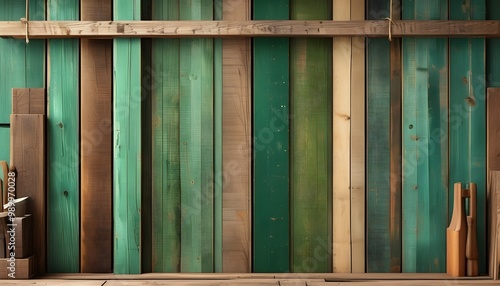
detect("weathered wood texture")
[80,0,113,274]
[449,0,487,274]
[332,0,352,273]
[10,114,45,275]
[402,0,448,273]
[253,0,290,273]
[12,88,45,115]
[3,20,500,38]
[214,0,222,272]
[290,0,332,273]
[350,0,365,274]
[0,127,9,163]
[487,91,500,172]
[113,0,142,274]
[488,171,500,279]
[222,0,251,273]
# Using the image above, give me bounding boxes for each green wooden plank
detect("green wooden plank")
[151,0,181,273]
[402,0,448,273]
[0,127,9,163]
[179,0,214,273]
[46,0,80,273]
[113,0,141,274]
[449,0,487,275]
[487,1,500,87]
[290,0,332,273]
[253,0,290,273]
[366,0,392,273]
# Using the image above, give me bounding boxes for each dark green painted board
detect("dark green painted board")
[366,0,393,273]
[253,0,290,273]
[449,0,487,275]
[290,0,332,273]
[402,0,449,273]
[0,127,9,163]
[151,0,181,273]
[487,1,500,87]
[46,0,80,273]
[113,0,142,274]
[179,0,214,273]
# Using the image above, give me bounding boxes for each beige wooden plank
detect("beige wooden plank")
[0,281,106,286]
[29,88,45,114]
[10,114,45,274]
[332,0,352,274]
[4,20,500,38]
[489,171,500,279]
[222,0,251,273]
[488,88,500,171]
[12,89,30,114]
[350,0,365,274]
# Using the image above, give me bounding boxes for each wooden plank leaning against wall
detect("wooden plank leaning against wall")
[222,0,251,273]
[80,0,113,273]
[488,89,500,279]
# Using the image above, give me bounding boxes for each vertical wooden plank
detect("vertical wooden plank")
[222,0,251,273]
[113,0,141,274]
[332,0,353,273]
[0,127,9,163]
[10,114,45,275]
[488,89,500,170]
[402,0,449,273]
[350,0,365,274]
[80,0,113,273]
[179,0,214,273]
[449,0,487,275]
[488,89,500,278]
[290,0,332,273]
[46,0,79,273]
[366,0,392,273]
[151,0,181,273]
[12,89,30,115]
[253,0,290,273]
[25,0,45,89]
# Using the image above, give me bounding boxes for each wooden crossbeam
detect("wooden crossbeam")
[1,20,500,38]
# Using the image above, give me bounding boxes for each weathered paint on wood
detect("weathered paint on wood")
[449,0,487,275]
[80,0,113,273]
[113,0,142,274]
[46,0,80,273]
[222,0,251,273]
[402,0,449,273]
[214,0,222,273]
[0,127,8,163]
[179,0,214,273]
[290,0,332,273]
[253,0,290,273]
[366,0,393,273]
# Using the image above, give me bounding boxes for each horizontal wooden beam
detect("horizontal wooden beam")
[0,20,500,38]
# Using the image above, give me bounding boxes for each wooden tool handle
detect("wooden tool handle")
[466,183,478,277]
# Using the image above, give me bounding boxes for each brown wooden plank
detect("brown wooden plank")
[3,20,500,38]
[80,0,113,273]
[489,171,500,279]
[222,0,251,273]
[12,88,45,115]
[29,88,45,115]
[488,88,500,171]
[10,114,45,274]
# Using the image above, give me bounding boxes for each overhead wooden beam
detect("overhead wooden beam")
[2,20,500,38]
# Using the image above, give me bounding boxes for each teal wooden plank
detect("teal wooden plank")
[402,0,448,273]
[179,0,214,273]
[113,0,142,274]
[0,127,9,163]
[366,0,393,273]
[151,0,181,273]
[46,0,80,273]
[487,1,500,87]
[290,0,332,273]
[449,0,487,275]
[253,0,290,273]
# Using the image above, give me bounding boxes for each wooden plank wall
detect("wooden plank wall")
[253,0,290,273]
[222,0,251,273]
[290,0,332,273]
[113,0,142,274]
[46,0,80,273]
[0,127,8,162]
[488,89,500,278]
[80,0,113,273]
[401,0,449,272]
[449,0,487,274]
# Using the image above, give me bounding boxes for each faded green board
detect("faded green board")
[46,0,80,273]
[487,1,500,87]
[113,0,141,274]
[290,0,332,273]
[0,127,8,163]
[151,0,181,273]
[253,0,290,273]
[402,0,448,273]
[366,0,392,273]
[449,0,487,275]
[179,0,214,273]
[0,0,45,123]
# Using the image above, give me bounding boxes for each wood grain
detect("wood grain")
[10,114,45,275]
[488,88,500,172]
[222,0,251,273]
[12,88,45,115]
[488,171,500,279]
[80,0,112,273]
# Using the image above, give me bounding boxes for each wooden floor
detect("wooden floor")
[1,274,498,285]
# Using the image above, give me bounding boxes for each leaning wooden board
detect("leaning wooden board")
[80,0,113,273]
[449,0,487,274]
